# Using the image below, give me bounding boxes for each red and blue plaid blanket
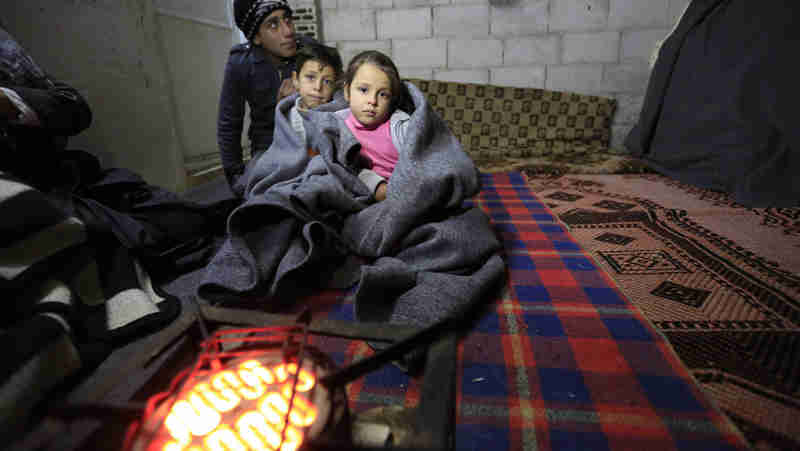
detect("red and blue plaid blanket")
[307,172,748,450]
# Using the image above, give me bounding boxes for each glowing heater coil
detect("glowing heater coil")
[126,326,348,451]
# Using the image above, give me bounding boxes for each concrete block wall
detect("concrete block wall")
[322,0,692,152]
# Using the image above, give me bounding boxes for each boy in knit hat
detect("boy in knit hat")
[218,0,316,197]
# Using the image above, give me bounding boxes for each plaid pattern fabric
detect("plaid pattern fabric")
[404,79,616,163]
[302,172,747,450]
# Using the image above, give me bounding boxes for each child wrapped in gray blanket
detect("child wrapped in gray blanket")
[201,50,505,337]
[287,48,408,204]
[336,50,413,203]
[285,42,342,156]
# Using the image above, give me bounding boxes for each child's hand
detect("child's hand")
[375,182,387,202]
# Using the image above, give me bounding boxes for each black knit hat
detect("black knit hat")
[234,0,292,41]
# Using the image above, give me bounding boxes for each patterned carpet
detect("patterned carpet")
[296,172,747,450]
[519,172,800,451]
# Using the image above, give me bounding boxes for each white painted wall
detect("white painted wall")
[4,0,187,191]
[153,0,240,178]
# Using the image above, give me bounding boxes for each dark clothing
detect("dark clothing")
[625,0,800,207]
[0,28,240,442]
[0,26,231,279]
[216,36,315,197]
[0,27,93,190]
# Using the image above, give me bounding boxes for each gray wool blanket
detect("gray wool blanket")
[198,82,506,328]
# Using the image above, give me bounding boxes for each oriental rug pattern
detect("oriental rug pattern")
[522,172,800,451]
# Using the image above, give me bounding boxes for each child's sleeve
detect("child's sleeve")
[289,104,307,145]
[358,169,386,195]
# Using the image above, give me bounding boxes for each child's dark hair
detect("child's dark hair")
[343,50,413,113]
[295,43,344,81]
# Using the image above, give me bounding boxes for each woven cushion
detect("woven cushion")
[404,78,616,164]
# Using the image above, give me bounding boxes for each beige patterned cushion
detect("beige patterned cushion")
[404,78,616,164]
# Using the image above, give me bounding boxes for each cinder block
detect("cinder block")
[490,66,546,88]
[562,31,619,63]
[545,64,605,95]
[292,3,320,40]
[338,40,392,68]
[433,5,489,37]
[621,29,669,62]
[393,38,446,68]
[434,69,490,85]
[394,0,450,7]
[609,0,669,29]
[322,9,376,41]
[338,0,392,8]
[448,38,503,68]
[602,62,650,92]
[490,0,548,36]
[504,36,559,65]
[399,67,434,80]
[288,0,317,9]
[550,0,609,31]
[451,0,488,4]
[668,0,691,26]
[613,92,644,124]
[378,8,431,39]
[317,0,337,8]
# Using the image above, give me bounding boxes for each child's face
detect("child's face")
[253,9,297,61]
[292,60,337,109]
[344,63,393,128]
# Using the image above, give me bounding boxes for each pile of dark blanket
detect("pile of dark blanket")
[0,23,230,441]
[625,0,799,207]
[0,162,229,439]
[199,81,506,331]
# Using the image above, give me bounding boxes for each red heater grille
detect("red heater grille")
[125,325,347,451]
[15,305,457,451]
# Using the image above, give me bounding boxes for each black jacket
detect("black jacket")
[216,36,315,196]
[0,27,92,190]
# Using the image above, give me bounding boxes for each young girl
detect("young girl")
[338,50,413,202]
[201,48,502,363]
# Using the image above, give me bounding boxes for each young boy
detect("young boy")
[220,0,317,198]
[287,43,343,151]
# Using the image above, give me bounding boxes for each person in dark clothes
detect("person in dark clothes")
[218,0,317,197]
[0,25,92,191]
[0,23,237,442]
[0,24,235,300]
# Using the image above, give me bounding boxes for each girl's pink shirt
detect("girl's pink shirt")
[344,112,399,180]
